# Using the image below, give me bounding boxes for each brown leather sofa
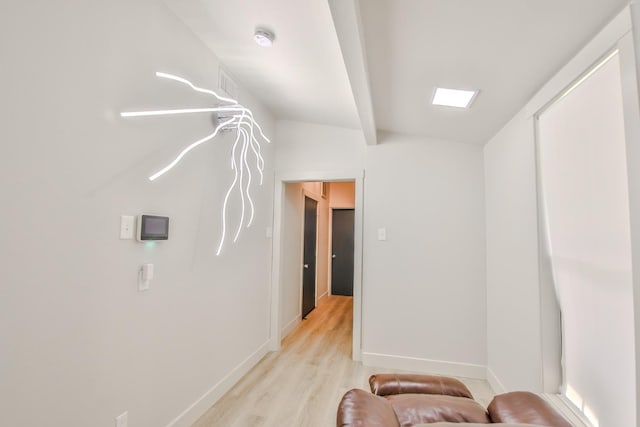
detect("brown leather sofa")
[337,374,573,427]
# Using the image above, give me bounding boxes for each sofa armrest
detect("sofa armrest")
[337,389,400,427]
[369,374,473,398]
[487,392,572,427]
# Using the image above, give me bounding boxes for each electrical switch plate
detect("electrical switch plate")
[120,215,135,240]
[138,279,150,292]
[138,264,153,292]
[115,411,128,427]
[266,227,273,238]
[377,228,387,241]
[141,263,154,281]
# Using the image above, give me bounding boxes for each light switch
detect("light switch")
[266,227,273,238]
[377,228,387,241]
[120,215,135,239]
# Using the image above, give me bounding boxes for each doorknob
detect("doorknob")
[332,254,337,259]
[304,264,309,269]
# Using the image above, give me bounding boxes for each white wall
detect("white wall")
[629,5,640,422]
[0,1,274,426]
[483,6,635,398]
[484,112,545,392]
[280,183,304,336]
[275,121,487,375]
[275,120,366,172]
[361,133,487,375]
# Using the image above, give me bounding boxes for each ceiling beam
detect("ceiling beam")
[328,0,377,145]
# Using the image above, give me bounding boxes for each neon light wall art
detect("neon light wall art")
[121,72,271,255]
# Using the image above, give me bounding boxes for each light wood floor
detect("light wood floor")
[192,295,494,427]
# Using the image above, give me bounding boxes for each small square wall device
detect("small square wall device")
[137,214,169,242]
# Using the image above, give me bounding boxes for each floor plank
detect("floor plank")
[192,295,494,427]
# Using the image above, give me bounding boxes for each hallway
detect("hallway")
[192,296,494,426]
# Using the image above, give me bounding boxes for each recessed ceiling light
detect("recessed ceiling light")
[254,28,275,47]
[432,87,478,108]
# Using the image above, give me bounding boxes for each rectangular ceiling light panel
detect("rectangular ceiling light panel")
[432,87,478,108]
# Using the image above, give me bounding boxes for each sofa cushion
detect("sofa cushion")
[387,394,490,426]
[337,388,400,427]
[370,374,473,398]
[488,392,572,427]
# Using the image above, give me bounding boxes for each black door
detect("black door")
[302,196,318,318]
[331,209,355,296]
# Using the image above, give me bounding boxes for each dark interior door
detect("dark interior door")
[331,209,355,296]
[302,197,318,318]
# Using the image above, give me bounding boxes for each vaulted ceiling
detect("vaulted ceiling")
[165,0,629,145]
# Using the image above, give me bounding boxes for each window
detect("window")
[537,51,636,427]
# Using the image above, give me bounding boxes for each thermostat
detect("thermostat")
[137,214,169,241]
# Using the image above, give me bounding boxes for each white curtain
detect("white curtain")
[537,52,636,427]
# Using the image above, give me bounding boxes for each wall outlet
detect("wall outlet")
[115,411,128,427]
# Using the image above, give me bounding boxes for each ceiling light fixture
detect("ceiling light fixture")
[432,87,478,108]
[254,28,275,47]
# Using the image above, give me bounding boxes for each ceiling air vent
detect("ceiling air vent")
[218,68,238,102]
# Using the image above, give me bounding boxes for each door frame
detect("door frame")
[300,190,320,317]
[270,169,364,361]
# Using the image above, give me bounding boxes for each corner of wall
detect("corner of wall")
[166,341,272,427]
[486,367,507,394]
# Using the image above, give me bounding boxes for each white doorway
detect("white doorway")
[270,170,364,361]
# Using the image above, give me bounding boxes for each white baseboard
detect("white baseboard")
[361,352,486,380]
[486,367,506,394]
[281,315,301,340]
[543,394,592,427]
[318,291,328,304]
[165,340,271,427]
